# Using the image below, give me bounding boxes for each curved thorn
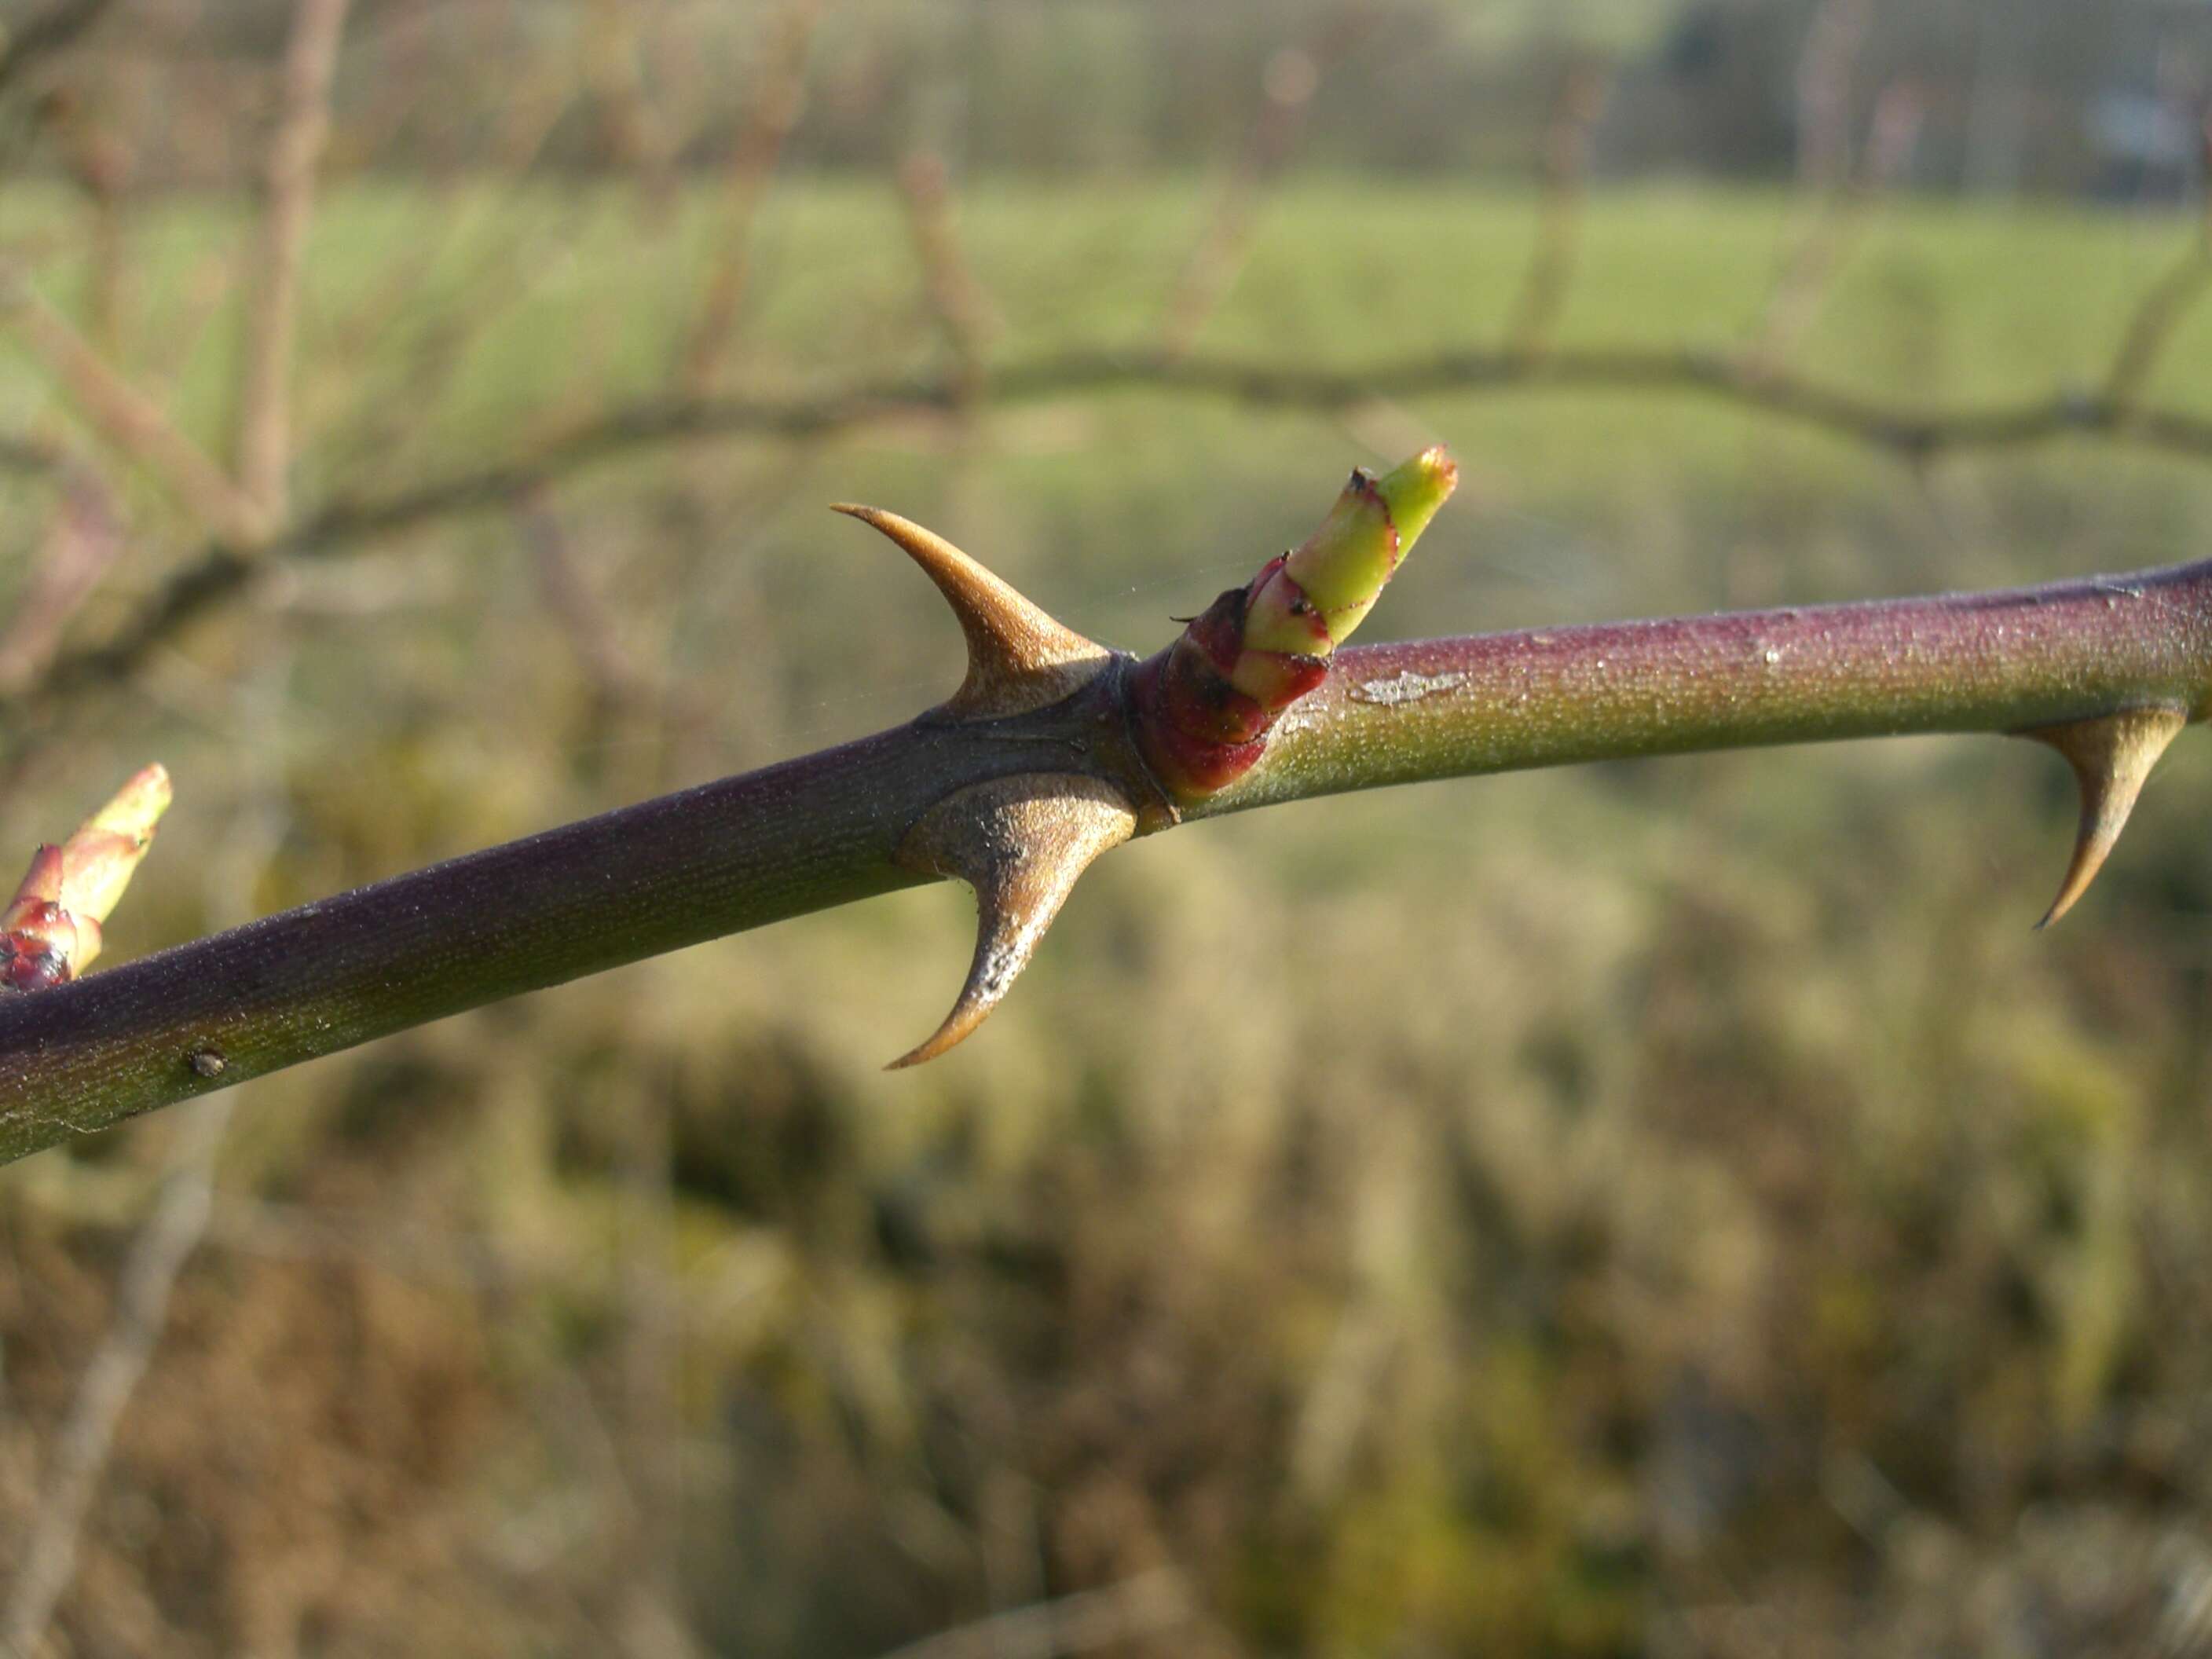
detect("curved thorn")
[2022,705,2188,928]
[831,503,1111,718]
[889,775,1135,1068]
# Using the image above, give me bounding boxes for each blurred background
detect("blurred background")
[0,0,2210,1653]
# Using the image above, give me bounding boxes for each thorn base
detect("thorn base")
[890,774,1136,1067]
[2021,705,2189,927]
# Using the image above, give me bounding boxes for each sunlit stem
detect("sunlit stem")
[1203,562,2212,816]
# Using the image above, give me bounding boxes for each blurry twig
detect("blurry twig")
[872,1568,1193,1659]
[2104,122,2212,409]
[137,247,242,411]
[302,0,584,414]
[2106,233,2212,409]
[896,152,998,403]
[518,487,661,716]
[515,486,712,794]
[1156,5,1371,360]
[20,339,2212,745]
[0,463,122,696]
[44,79,134,357]
[1793,0,1873,191]
[233,0,353,529]
[0,0,351,552]
[0,1095,232,1654]
[584,0,679,213]
[678,0,823,394]
[0,434,64,477]
[318,185,601,483]
[613,1064,692,1659]
[1744,79,1924,379]
[318,43,577,377]
[491,7,585,170]
[1503,55,1611,361]
[0,271,266,544]
[0,0,118,103]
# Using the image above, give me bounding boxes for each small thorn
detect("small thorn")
[889,775,1134,1068]
[2022,705,2188,927]
[831,504,1110,718]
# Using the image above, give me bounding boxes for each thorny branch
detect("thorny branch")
[0,12,2207,1166]
[2,448,2212,1156]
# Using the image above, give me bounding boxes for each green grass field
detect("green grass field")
[5,178,2212,1654]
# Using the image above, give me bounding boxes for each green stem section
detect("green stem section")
[2,558,2210,1160]
[1198,558,2212,816]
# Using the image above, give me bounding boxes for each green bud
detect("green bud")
[1246,446,1458,655]
[1372,444,1456,555]
[61,763,171,930]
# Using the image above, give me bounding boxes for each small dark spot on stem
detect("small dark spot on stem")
[187,1046,226,1079]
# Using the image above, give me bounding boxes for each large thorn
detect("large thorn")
[831,504,1111,719]
[2021,705,2189,928]
[891,774,1135,1068]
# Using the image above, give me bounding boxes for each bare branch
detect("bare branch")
[0,434,64,477]
[0,272,268,544]
[0,462,123,696]
[2104,156,2212,408]
[137,247,242,412]
[0,0,119,104]
[678,0,823,394]
[5,537,2212,1152]
[1793,0,1874,192]
[1157,4,1370,359]
[582,0,679,211]
[897,152,998,402]
[233,0,353,528]
[45,71,136,357]
[1745,78,1925,378]
[0,1095,231,1650]
[516,484,663,717]
[1503,55,1610,361]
